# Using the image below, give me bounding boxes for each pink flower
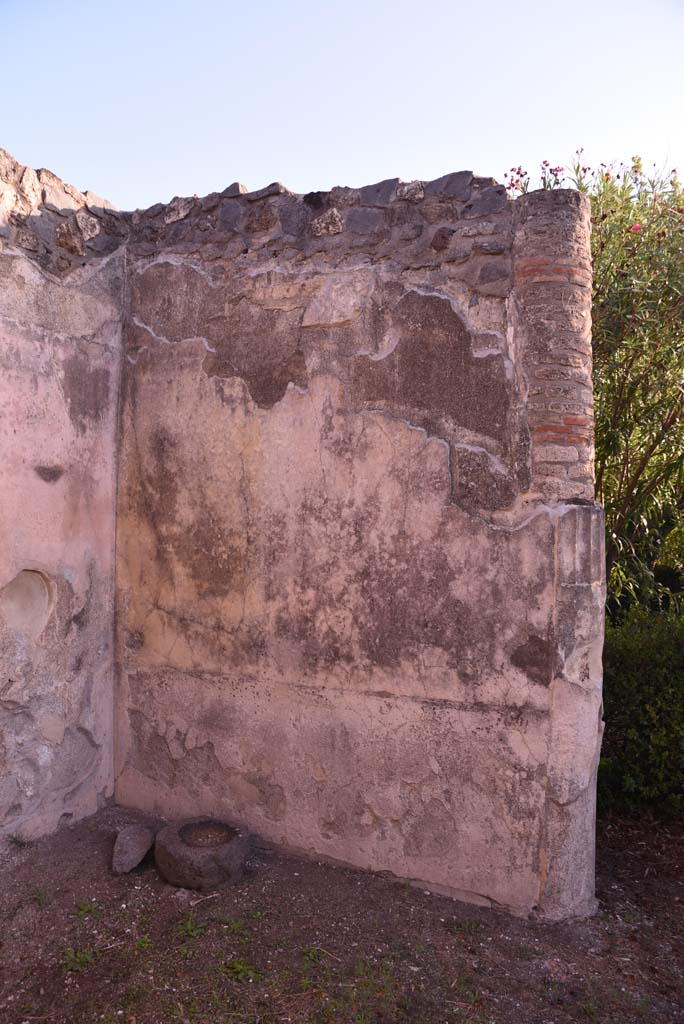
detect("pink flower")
[629,224,642,232]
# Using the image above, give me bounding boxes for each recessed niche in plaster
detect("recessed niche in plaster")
[0,569,54,640]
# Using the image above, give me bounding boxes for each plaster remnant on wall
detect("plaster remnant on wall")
[1,148,122,839]
[0,570,53,640]
[1,147,604,922]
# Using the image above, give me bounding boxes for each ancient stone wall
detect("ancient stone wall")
[0,150,125,837]
[1,152,605,919]
[114,175,604,920]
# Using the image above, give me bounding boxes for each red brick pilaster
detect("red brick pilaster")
[512,190,594,502]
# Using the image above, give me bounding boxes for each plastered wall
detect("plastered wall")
[114,176,604,920]
[1,152,605,919]
[0,150,125,837]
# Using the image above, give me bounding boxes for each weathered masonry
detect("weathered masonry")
[0,150,605,920]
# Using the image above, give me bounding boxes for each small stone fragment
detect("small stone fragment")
[221,181,248,197]
[247,182,290,200]
[112,824,156,874]
[164,196,195,224]
[430,226,455,250]
[396,180,424,202]
[311,207,343,237]
[56,216,85,255]
[75,208,101,241]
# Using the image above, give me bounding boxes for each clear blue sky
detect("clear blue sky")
[3,0,683,210]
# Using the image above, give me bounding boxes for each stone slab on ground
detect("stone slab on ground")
[111,823,156,874]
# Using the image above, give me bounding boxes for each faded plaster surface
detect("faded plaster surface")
[0,150,124,837]
[115,177,604,920]
[1,150,604,920]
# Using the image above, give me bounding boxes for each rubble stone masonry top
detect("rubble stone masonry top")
[0,149,604,920]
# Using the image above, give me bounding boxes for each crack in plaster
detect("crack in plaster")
[130,314,217,353]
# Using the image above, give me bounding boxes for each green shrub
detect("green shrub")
[599,609,684,815]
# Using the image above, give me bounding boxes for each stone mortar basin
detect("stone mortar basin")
[154,817,252,890]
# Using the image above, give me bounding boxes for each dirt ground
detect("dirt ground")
[1,807,682,1024]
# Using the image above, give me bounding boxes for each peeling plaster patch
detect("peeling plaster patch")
[511,634,554,688]
[0,570,53,640]
[351,290,511,447]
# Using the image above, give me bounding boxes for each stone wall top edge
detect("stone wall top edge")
[0,146,119,214]
[511,187,590,222]
[1,145,589,277]
[132,170,496,217]
[2,144,591,223]
[3,145,517,219]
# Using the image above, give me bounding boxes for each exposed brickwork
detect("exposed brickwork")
[512,190,594,501]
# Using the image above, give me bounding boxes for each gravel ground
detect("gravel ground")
[1,807,682,1024]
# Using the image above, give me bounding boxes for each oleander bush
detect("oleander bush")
[506,155,684,610]
[599,608,684,815]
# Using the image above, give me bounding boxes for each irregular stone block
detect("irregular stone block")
[396,180,424,202]
[463,185,507,218]
[346,207,385,234]
[425,170,473,200]
[247,182,290,201]
[310,207,343,236]
[221,181,248,197]
[112,824,156,874]
[359,178,399,206]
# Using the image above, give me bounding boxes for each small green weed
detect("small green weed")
[303,946,324,964]
[76,901,98,918]
[444,917,483,942]
[221,916,247,935]
[62,947,95,973]
[451,972,481,1004]
[354,958,374,979]
[135,934,153,952]
[221,957,262,983]
[176,915,207,940]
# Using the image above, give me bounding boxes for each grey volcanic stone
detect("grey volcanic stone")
[463,186,507,218]
[218,200,243,230]
[279,198,309,236]
[112,825,156,874]
[221,181,248,197]
[425,171,473,200]
[359,178,399,206]
[346,207,385,234]
[154,818,253,890]
[247,182,290,200]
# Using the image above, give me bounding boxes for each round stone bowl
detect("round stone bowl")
[154,817,252,890]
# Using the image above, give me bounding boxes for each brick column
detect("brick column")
[512,190,606,919]
[511,189,594,502]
